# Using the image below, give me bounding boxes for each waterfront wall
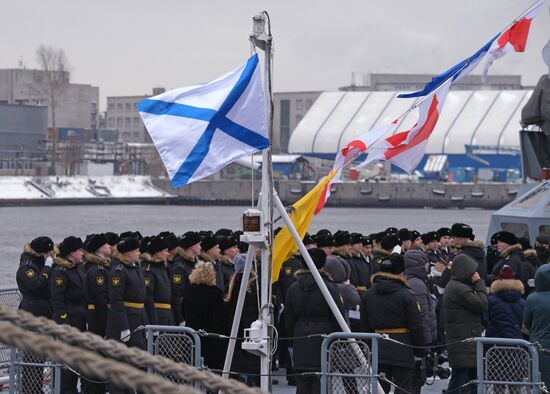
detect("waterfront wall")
[154,179,520,210]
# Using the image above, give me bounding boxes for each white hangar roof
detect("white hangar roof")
[288,89,532,155]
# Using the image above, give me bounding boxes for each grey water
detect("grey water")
[0,205,493,287]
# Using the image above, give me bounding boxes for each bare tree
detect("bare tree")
[35,44,70,174]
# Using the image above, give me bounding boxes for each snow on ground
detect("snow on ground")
[0,176,173,199]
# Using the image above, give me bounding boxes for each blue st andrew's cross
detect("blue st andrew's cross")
[137,54,269,187]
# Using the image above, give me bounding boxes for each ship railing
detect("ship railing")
[144,325,203,388]
[475,337,542,394]
[320,332,381,394]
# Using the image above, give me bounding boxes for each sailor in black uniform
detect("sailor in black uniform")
[50,236,87,394]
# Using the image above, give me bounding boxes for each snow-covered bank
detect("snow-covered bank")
[0,176,174,200]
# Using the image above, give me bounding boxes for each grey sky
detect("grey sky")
[1,0,549,110]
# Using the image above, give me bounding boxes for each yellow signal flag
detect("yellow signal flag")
[271,172,336,283]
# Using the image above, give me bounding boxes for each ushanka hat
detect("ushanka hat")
[380,253,405,274]
[350,233,364,245]
[436,227,451,239]
[398,228,413,242]
[201,234,219,252]
[450,223,473,239]
[59,236,84,256]
[300,248,327,270]
[333,230,351,247]
[496,231,518,246]
[218,235,238,253]
[180,231,201,249]
[84,233,109,253]
[146,236,168,255]
[117,237,140,254]
[421,232,438,244]
[30,236,54,254]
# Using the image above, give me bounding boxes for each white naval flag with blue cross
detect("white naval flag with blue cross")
[138,54,269,188]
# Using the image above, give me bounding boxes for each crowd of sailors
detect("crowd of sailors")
[15,224,550,394]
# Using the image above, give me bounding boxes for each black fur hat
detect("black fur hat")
[496,231,518,246]
[201,234,219,252]
[350,233,363,245]
[30,236,54,254]
[117,237,140,254]
[381,235,399,251]
[300,248,327,269]
[398,228,413,242]
[380,253,405,274]
[84,233,108,253]
[436,227,451,239]
[219,236,238,253]
[180,231,201,249]
[302,233,315,246]
[316,234,335,248]
[421,232,438,245]
[59,236,84,257]
[104,232,119,246]
[333,230,351,247]
[147,236,168,255]
[450,223,473,239]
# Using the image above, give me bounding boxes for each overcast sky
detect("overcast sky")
[1,0,549,110]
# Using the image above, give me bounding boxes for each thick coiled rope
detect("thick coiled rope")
[0,305,262,394]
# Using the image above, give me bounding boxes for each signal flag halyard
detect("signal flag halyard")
[138,54,269,188]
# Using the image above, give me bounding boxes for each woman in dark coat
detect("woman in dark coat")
[285,248,344,394]
[443,254,488,394]
[225,271,260,386]
[184,261,229,371]
[486,265,525,339]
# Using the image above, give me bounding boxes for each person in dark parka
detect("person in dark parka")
[83,233,111,337]
[490,231,525,285]
[142,236,174,326]
[184,261,229,371]
[523,264,550,386]
[106,237,149,394]
[360,253,426,394]
[486,266,525,339]
[404,249,437,345]
[443,254,488,394]
[285,248,345,394]
[171,231,202,325]
[82,233,112,394]
[17,236,55,318]
[218,235,239,290]
[50,236,87,394]
[16,236,55,394]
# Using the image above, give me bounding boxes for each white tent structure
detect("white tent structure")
[288,89,532,166]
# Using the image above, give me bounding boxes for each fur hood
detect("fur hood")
[199,251,216,263]
[333,247,351,259]
[370,271,410,288]
[524,249,538,258]
[219,254,234,266]
[490,278,524,295]
[372,247,391,257]
[84,252,110,267]
[175,246,196,262]
[500,244,522,258]
[455,239,485,251]
[23,243,43,257]
[53,256,75,269]
[140,252,164,264]
[111,247,134,266]
[295,267,333,282]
